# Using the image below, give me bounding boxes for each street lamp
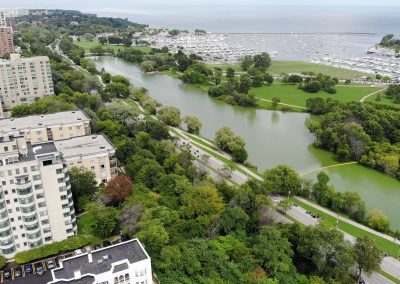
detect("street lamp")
[288,190,291,199]
[336,215,339,228]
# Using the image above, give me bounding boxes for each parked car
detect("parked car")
[74,249,83,255]
[24,263,33,274]
[3,269,11,279]
[103,240,111,247]
[35,263,45,276]
[120,234,130,242]
[47,259,56,269]
[14,267,22,277]
[94,244,101,250]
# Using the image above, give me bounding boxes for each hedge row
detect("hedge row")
[15,235,100,264]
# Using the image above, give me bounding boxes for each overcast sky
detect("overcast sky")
[2,0,400,10]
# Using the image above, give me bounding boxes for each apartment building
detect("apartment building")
[0,111,91,144]
[0,10,6,27]
[55,134,116,185]
[0,133,77,258]
[0,54,54,117]
[0,111,116,184]
[48,239,153,284]
[0,26,14,58]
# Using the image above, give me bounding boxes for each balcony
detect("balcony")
[26,231,42,241]
[28,239,43,248]
[0,229,12,240]
[0,238,15,249]
[16,180,32,191]
[19,195,35,205]
[0,210,8,221]
[20,205,36,215]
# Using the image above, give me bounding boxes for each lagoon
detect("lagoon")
[93,56,400,230]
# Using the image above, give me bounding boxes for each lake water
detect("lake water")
[92,56,400,230]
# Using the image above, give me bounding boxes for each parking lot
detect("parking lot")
[0,237,125,283]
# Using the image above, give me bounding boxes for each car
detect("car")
[121,234,130,242]
[14,267,22,277]
[94,244,101,250]
[358,278,365,284]
[103,240,112,247]
[35,263,45,276]
[74,249,83,255]
[24,263,33,274]
[3,269,11,279]
[47,259,56,270]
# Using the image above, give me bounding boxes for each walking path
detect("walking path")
[295,197,400,246]
[257,97,308,110]
[299,161,358,176]
[360,87,387,102]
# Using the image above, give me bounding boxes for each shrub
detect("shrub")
[15,235,99,264]
[0,255,7,269]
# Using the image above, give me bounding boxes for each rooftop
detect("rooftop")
[0,111,90,135]
[22,142,58,162]
[51,239,149,283]
[54,134,115,159]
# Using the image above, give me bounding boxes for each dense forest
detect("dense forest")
[307,98,400,180]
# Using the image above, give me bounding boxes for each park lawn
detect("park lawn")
[252,84,382,107]
[365,92,400,107]
[77,212,94,235]
[74,39,152,54]
[291,198,400,257]
[212,60,370,78]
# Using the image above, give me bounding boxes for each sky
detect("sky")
[1,0,400,10]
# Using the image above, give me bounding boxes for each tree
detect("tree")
[106,102,138,125]
[253,227,294,276]
[238,74,252,94]
[213,68,223,85]
[181,186,224,218]
[278,198,292,213]
[105,82,130,99]
[298,224,355,281]
[141,60,156,72]
[119,204,143,237]
[367,209,390,232]
[157,106,181,127]
[105,176,133,206]
[272,97,280,108]
[215,127,248,163]
[263,165,301,195]
[69,167,98,213]
[0,255,6,269]
[354,236,382,282]
[264,73,274,84]
[253,52,271,71]
[182,115,202,134]
[226,67,235,79]
[240,55,254,71]
[219,207,249,235]
[136,221,169,257]
[86,202,119,238]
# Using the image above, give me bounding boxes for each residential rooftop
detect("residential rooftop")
[22,142,58,162]
[54,134,115,159]
[51,239,149,283]
[0,111,90,134]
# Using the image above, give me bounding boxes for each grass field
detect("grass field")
[74,39,152,54]
[77,212,94,235]
[213,61,370,78]
[365,92,400,108]
[252,84,382,107]
[291,198,400,257]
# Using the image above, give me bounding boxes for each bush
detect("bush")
[14,235,99,264]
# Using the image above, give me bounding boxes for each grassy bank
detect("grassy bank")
[365,92,400,107]
[213,61,370,78]
[253,84,382,107]
[74,39,152,54]
[291,198,400,257]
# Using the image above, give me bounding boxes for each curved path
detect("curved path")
[257,97,307,110]
[360,87,387,102]
[299,161,358,176]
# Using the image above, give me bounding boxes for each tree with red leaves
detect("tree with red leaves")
[105,176,133,206]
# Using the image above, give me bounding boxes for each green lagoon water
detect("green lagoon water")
[93,56,400,230]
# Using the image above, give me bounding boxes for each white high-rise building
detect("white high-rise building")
[48,239,153,284]
[0,54,54,118]
[0,10,6,27]
[0,133,77,258]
